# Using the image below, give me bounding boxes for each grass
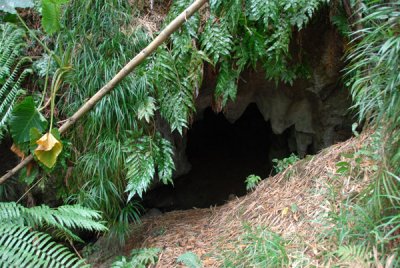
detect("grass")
[219,224,289,268]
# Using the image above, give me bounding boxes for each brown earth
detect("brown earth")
[107,133,371,267]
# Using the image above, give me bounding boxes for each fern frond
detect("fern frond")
[0,24,30,139]
[0,224,89,268]
[336,245,371,266]
[201,18,233,65]
[214,61,238,110]
[124,135,156,200]
[177,251,202,268]
[124,132,175,200]
[111,248,160,268]
[0,202,107,242]
[246,0,280,26]
[154,133,175,185]
[153,48,195,134]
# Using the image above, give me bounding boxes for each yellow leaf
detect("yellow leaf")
[34,132,62,168]
[282,207,289,216]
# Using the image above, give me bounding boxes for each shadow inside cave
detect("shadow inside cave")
[143,103,294,211]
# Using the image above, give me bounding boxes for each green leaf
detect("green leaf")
[41,0,69,34]
[155,134,175,185]
[124,135,156,200]
[9,97,47,144]
[0,0,33,14]
[177,251,202,268]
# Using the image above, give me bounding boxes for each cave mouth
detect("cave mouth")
[143,103,294,211]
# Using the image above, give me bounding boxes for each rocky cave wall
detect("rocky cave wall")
[159,12,353,180]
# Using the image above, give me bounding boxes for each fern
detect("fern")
[152,47,196,134]
[177,251,202,268]
[124,134,156,201]
[246,0,280,26]
[214,61,238,110]
[165,0,200,54]
[0,23,31,140]
[111,248,161,268]
[0,202,107,267]
[200,18,233,64]
[336,245,371,266]
[0,202,107,242]
[155,135,175,185]
[0,224,89,268]
[124,132,175,201]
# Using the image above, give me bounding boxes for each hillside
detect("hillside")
[88,132,380,267]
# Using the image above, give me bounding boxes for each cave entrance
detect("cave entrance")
[143,103,293,210]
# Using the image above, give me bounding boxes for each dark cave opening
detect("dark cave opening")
[143,103,294,211]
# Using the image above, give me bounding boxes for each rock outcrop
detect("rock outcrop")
[162,13,353,178]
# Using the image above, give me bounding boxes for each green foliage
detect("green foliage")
[124,132,174,200]
[9,96,47,144]
[214,61,238,110]
[41,0,69,34]
[0,224,89,268]
[340,3,400,263]
[177,251,202,268]
[53,0,330,246]
[0,202,107,267]
[0,0,33,14]
[0,23,31,140]
[321,134,400,265]
[111,248,161,268]
[58,1,155,243]
[200,18,233,64]
[347,2,400,129]
[335,245,371,266]
[245,174,261,191]
[272,153,300,173]
[0,202,107,242]
[69,134,143,245]
[220,225,289,267]
[152,47,198,134]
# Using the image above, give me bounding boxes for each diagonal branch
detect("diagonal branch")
[0,0,208,184]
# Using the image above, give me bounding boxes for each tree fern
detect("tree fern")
[0,23,31,140]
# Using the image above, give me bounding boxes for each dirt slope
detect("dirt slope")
[93,135,369,267]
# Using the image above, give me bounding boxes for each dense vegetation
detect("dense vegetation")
[0,0,399,266]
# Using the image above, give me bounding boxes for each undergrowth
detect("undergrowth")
[56,0,331,245]
[219,224,289,267]
[318,1,400,266]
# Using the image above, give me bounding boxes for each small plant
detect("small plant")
[272,153,300,174]
[177,251,202,268]
[245,174,262,191]
[220,225,289,267]
[111,248,161,268]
